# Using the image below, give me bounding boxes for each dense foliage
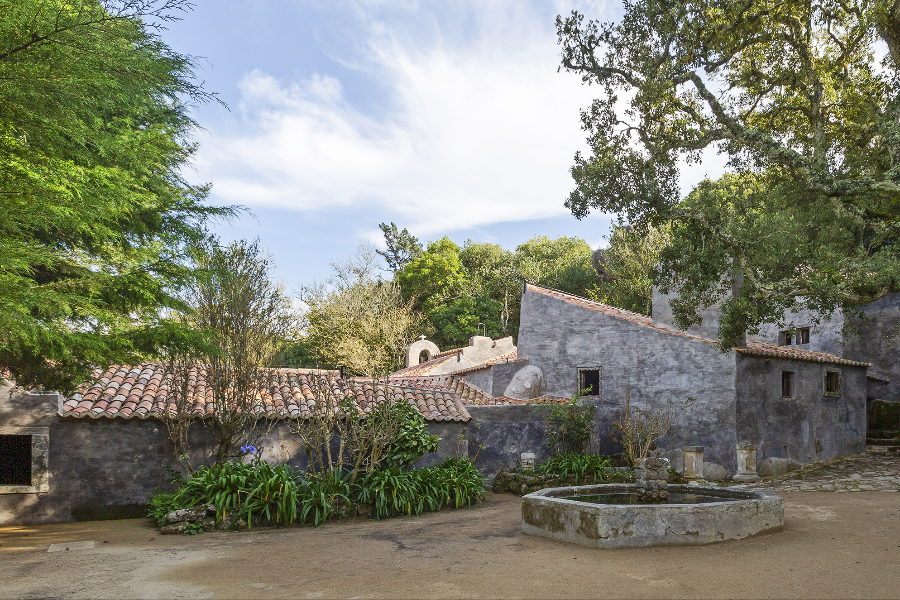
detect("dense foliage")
[354,458,486,520]
[538,395,596,455]
[151,455,485,530]
[0,0,233,392]
[396,235,597,348]
[591,224,668,316]
[299,245,423,375]
[535,453,618,485]
[558,0,900,349]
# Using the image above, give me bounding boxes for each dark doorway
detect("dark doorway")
[0,435,32,486]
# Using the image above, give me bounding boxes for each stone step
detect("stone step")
[867,445,900,454]
[866,438,900,446]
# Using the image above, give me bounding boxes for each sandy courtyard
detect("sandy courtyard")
[1,489,898,599]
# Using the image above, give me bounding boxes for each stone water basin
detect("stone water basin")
[522,483,783,548]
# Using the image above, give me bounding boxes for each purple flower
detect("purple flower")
[240,444,257,455]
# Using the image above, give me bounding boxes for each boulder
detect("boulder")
[758,457,802,477]
[160,523,186,535]
[503,366,546,400]
[703,461,728,481]
[166,507,209,524]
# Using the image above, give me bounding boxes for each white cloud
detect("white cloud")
[195,1,609,236]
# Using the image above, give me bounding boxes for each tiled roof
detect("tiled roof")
[62,363,471,422]
[737,341,870,367]
[452,350,520,375]
[387,375,569,406]
[389,353,457,377]
[390,346,519,378]
[526,284,868,368]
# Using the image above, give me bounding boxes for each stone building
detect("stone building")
[502,284,875,473]
[400,284,874,475]
[0,364,564,525]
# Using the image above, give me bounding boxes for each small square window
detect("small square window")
[798,327,810,344]
[824,370,841,396]
[578,368,601,396]
[780,330,793,346]
[0,427,49,494]
[781,371,794,398]
[0,435,32,486]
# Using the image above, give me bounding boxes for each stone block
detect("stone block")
[757,457,802,477]
[703,461,727,481]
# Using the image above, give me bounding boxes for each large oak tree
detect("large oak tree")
[558,0,900,348]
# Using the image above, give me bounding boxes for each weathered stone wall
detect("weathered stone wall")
[755,308,845,357]
[735,354,867,465]
[651,286,724,341]
[845,293,900,402]
[0,388,561,524]
[653,286,846,356]
[517,288,740,471]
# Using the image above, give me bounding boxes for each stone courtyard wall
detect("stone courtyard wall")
[0,389,563,525]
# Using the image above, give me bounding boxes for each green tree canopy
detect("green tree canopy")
[0,0,233,392]
[557,0,900,348]
[301,245,424,377]
[591,224,669,315]
[376,222,423,273]
[395,234,597,349]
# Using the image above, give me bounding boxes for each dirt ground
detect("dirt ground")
[1,491,898,599]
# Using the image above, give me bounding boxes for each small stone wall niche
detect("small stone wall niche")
[635,456,670,501]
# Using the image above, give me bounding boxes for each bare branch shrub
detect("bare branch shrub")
[288,376,403,483]
[612,386,696,467]
[160,352,201,474]
[187,238,298,464]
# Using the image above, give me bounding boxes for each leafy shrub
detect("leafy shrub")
[299,470,351,526]
[353,457,485,519]
[536,453,620,485]
[383,400,440,468]
[148,493,184,528]
[436,457,486,508]
[243,462,302,526]
[167,461,302,527]
[540,395,596,454]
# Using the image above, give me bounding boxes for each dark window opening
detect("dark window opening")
[798,327,810,344]
[0,435,31,486]
[578,368,601,396]
[418,350,430,365]
[825,370,841,396]
[782,371,794,398]
[780,330,793,345]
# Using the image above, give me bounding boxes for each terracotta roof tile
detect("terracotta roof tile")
[63,363,474,422]
[737,341,869,367]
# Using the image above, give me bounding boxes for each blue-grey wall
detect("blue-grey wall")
[517,288,740,471]
[846,293,900,402]
[735,355,867,464]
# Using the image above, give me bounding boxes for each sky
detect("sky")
[158,0,728,291]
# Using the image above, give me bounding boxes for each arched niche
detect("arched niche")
[405,339,440,368]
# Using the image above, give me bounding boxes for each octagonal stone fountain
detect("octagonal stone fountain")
[521,456,783,548]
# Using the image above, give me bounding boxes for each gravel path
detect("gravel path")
[745,453,900,493]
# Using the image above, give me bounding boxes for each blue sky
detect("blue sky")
[159,1,726,292]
